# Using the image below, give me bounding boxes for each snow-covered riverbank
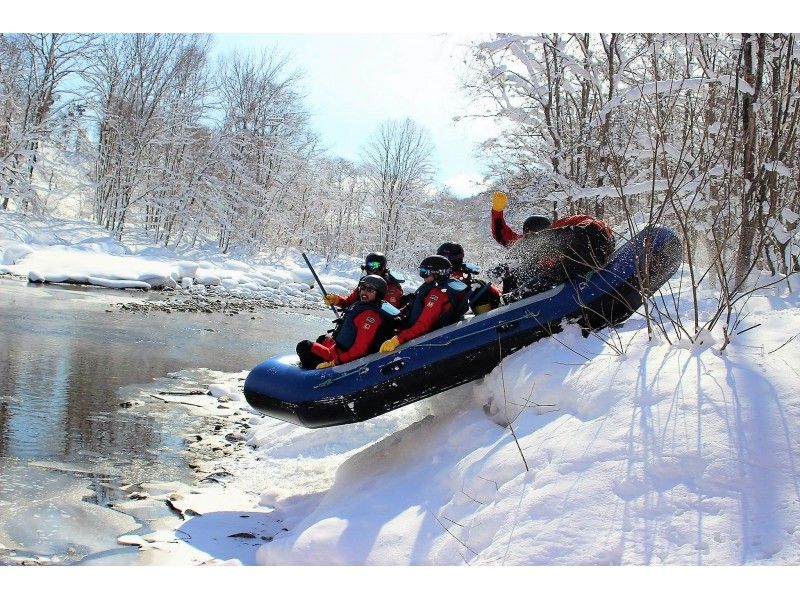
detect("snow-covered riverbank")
[0,210,380,311]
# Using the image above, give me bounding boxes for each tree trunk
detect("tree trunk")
[734,33,765,287]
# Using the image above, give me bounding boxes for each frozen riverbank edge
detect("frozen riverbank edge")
[0,273,329,566]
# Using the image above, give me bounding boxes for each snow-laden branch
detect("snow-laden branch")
[763,160,792,177]
[478,35,545,53]
[590,76,756,128]
[546,164,730,202]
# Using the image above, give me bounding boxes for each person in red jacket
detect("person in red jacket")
[323,252,406,309]
[490,191,552,247]
[490,191,613,248]
[296,275,394,369]
[489,191,615,297]
[379,255,469,353]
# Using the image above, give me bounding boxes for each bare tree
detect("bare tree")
[362,118,435,254]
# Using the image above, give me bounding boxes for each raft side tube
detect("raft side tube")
[245,318,559,428]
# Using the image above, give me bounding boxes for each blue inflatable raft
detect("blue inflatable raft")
[244,225,682,428]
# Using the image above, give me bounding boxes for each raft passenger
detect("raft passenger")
[379,255,469,353]
[297,275,397,369]
[488,191,615,297]
[436,242,502,315]
[323,252,405,309]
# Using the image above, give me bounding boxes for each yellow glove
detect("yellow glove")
[473,303,493,315]
[379,336,401,353]
[316,361,334,369]
[491,191,507,212]
[323,293,341,306]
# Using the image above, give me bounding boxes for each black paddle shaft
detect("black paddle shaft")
[301,252,340,317]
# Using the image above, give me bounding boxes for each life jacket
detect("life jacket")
[332,300,400,352]
[406,278,469,330]
[550,214,613,242]
[451,263,480,281]
[383,274,406,308]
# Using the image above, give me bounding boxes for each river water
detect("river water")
[0,278,326,564]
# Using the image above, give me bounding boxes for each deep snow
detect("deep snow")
[2,211,800,578]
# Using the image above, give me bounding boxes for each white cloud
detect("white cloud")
[445,174,489,198]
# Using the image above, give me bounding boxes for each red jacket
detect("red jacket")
[491,209,523,247]
[550,214,613,239]
[397,285,451,344]
[310,307,383,365]
[491,210,612,247]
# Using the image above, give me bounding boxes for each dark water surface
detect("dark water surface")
[0,278,325,564]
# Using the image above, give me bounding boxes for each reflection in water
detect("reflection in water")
[0,402,8,458]
[0,279,326,562]
[1,314,194,463]
[0,280,323,463]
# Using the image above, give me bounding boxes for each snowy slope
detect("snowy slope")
[251,284,800,565]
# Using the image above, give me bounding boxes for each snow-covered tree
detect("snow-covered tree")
[86,33,213,237]
[362,118,436,255]
[211,48,319,253]
[467,33,800,338]
[0,33,98,213]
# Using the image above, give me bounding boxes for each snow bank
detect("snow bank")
[1,242,32,266]
[250,280,800,565]
[0,212,358,300]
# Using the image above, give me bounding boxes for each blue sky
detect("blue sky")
[212,33,496,197]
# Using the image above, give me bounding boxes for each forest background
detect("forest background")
[2,32,799,339]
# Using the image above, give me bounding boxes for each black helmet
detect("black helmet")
[436,242,464,269]
[419,255,452,280]
[362,252,387,274]
[359,274,387,300]
[523,215,551,235]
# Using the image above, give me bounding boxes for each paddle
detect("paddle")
[301,252,341,318]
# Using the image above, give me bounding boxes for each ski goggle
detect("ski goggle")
[420,264,450,278]
[362,260,383,272]
[420,267,445,278]
[358,283,379,293]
